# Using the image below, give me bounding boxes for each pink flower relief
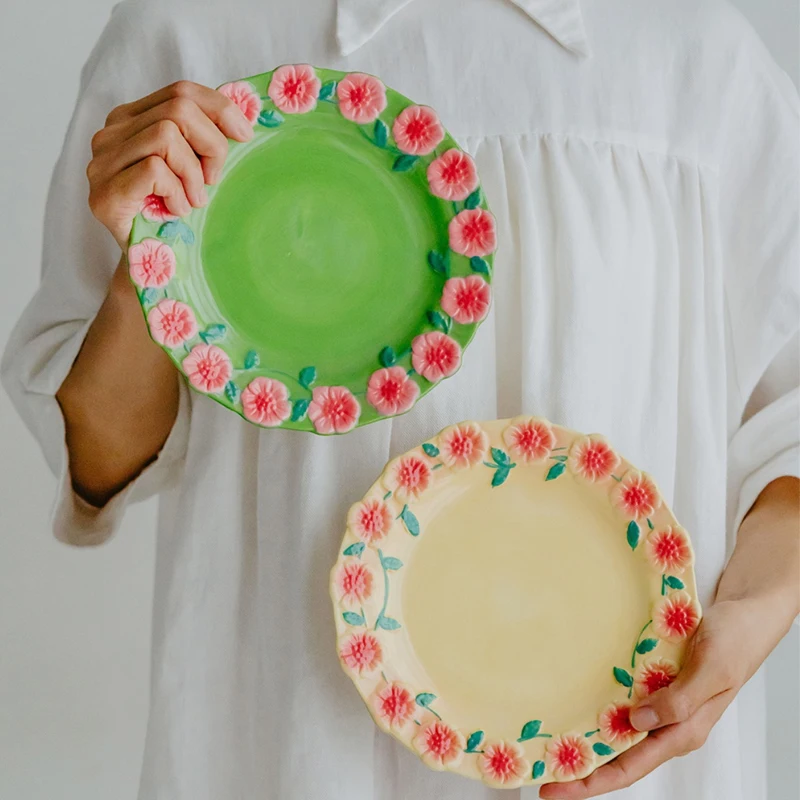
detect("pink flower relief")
[387,453,433,500]
[634,658,679,698]
[267,64,320,114]
[545,733,595,780]
[392,105,444,155]
[503,417,556,463]
[140,193,177,222]
[653,591,700,642]
[646,526,693,573]
[308,386,361,434]
[339,631,382,675]
[448,208,497,257]
[128,238,176,288]
[218,80,262,124]
[182,344,232,394]
[479,741,529,788]
[347,497,393,544]
[427,148,479,201]
[336,560,374,607]
[411,332,462,383]
[366,367,420,416]
[440,275,491,325]
[147,299,197,348]
[371,682,415,731]
[240,377,291,427]
[336,72,387,123]
[598,703,637,744]
[567,435,620,482]
[412,720,465,770]
[439,422,489,469]
[613,470,662,520]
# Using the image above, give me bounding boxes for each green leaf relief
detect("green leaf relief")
[415,692,436,708]
[380,556,403,571]
[376,616,401,630]
[593,742,615,756]
[626,520,641,550]
[665,575,685,590]
[545,462,566,481]
[140,287,159,305]
[550,455,568,463]
[199,323,226,344]
[257,109,284,127]
[177,221,195,245]
[427,250,448,275]
[243,350,260,369]
[635,638,659,655]
[490,447,509,465]
[491,466,511,487]
[518,720,542,741]
[470,256,490,274]
[298,366,317,389]
[532,760,546,780]
[342,611,365,626]
[291,398,309,422]
[342,542,365,558]
[319,80,338,100]
[224,381,240,404]
[465,730,484,752]
[422,443,440,458]
[379,346,397,367]
[613,667,634,688]
[399,505,420,536]
[393,154,420,172]
[157,220,181,240]
[427,310,451,333]
[374,119,389,148]
[465,188,481,209]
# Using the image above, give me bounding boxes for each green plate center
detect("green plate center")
[200,107,447,384]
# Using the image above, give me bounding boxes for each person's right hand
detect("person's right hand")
[87,80,255,249]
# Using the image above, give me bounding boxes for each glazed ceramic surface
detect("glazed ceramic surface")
[128,66,495,433]
[330,418,701,788]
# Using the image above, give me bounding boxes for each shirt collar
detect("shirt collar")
[336,0,590,57]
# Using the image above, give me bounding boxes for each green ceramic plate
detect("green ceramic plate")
[128,66,496,434]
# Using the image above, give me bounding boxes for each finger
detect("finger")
[539,692,732,800]
[90,120,207,208]
[107,81,253,143]
[102,98,234,185]
[91,155,191,227]
[630,628,730,732]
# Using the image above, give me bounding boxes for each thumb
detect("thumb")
[629,632,723,732]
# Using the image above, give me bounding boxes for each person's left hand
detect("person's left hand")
[539,596,792,799]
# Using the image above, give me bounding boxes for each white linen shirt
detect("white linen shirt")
[3,0,798,798]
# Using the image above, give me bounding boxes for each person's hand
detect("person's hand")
[539,596,794,799]
[87,80,255,249]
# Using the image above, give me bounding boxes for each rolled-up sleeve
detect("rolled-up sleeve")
[721,42,800,537]
[0,2,191,546]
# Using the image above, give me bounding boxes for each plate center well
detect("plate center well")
[200,110,447,383]
[402,467,651,737]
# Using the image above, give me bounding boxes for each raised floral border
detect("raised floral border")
[128,66,495,434]
[330,418,702,787]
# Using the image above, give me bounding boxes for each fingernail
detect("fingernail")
[630,706,659,731]
[198,187,209,206]
[207,168,221,185]
[237,120,254,141]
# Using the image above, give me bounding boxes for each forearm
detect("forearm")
[56,257,180,507]
[715,476,800,628]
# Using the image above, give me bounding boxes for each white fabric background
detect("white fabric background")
[0,1,796,799]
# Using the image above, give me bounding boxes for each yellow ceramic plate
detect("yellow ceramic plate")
[330,418,701,788]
